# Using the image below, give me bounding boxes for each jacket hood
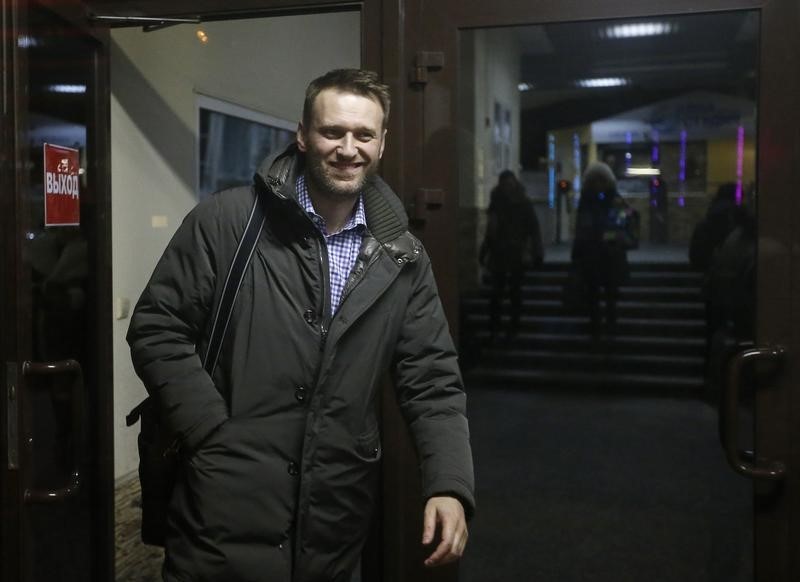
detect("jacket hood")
[254,143,410,246]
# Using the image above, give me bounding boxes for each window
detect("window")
[197,94,295,198]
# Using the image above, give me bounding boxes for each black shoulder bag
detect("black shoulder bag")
[126,189,266,546]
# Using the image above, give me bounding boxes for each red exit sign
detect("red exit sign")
[43,143,80,227]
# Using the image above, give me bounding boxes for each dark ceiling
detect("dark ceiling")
[518,11,758,98]
[29,4,760,165]
[514,10,759,168]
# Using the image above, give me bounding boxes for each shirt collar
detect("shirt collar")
[296,174,367,235]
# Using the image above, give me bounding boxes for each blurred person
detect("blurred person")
[571,162,637,339]
[479,169,543,341]
[706,203,756,342]
[705,202,756,445]
[690,182,743,359]
[689,182,738,272]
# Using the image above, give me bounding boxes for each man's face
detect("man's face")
[297,89,386,201]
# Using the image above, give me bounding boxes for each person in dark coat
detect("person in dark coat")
[571,162,635,338]
[689,182,742,360]
[479,170,543,340]
[689,182,738,272]
[127,69,474,582]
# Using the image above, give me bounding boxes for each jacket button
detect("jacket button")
[303,309,315,324]
[295,386,306,402]
[287,461,300,476]
[372,447,379,458]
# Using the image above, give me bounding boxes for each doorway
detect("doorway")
[108,10,361,580]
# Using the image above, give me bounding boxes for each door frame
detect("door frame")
[5,1,402,581]
[79,0,405,579]
[392,0,800,580]
[1,0,114,581]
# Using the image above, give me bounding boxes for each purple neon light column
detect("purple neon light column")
[572,132,581,207]
[735,125,745,205]
[678,128,687,206]
[548,134,556,208]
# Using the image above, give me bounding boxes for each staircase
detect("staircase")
[460,261,707,393]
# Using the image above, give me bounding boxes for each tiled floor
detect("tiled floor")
[115,474,164,581]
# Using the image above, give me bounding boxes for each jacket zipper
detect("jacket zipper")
[294,235,329,554]
[305,233,331,400]
[316,236,331,346]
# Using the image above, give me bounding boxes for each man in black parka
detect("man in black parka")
[127,69,474,581]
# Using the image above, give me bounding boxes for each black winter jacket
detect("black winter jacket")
[127,145,475,581]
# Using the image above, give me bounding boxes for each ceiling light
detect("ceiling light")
[626,167,661,176]
[601,22,676,39]
[518,82,535,92]
[196,29,209,44]
[575,77,629,88]
[47,84,87,94]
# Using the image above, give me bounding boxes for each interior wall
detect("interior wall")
[481,28,522,198]
[707,139,756,195]
[459,28,521,295]
[111,12,360,479]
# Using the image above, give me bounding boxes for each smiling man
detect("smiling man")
[127,69,475,581]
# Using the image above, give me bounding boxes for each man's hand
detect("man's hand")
[421,496,468,567]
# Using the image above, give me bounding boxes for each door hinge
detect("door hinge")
[2,0,7,115]
[410,51,444,86]
[6,362,18,470]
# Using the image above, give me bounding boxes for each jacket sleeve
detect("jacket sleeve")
[126,196,229,452]
[392,251,475,518]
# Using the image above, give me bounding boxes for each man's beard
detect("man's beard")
[305,154,377,201]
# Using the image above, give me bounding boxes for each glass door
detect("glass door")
[458,12,759,580]
[397,0,799,580]
[1,2,113,581]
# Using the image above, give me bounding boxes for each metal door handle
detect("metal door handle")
[722,345,786,480]
[22,359,84,503]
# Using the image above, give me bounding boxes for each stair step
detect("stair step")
[464,314,706,337]
[478,349,704,376]
[524,276,703,290]
[504,285,704,302]
[538,261,697,273]
[465,331,706,356]
[462,298,705,318]
[465,367,705,392]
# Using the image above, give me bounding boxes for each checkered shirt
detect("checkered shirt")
[297,174,366,314]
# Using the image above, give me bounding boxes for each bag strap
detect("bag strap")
[125,398,148,427]
[202,188,267,376]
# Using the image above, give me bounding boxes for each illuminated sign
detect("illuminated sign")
[43,143,80,227]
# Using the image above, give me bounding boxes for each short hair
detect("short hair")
[302,69,391,129]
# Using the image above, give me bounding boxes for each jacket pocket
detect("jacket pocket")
[171,417,298,551]
[354,424,382,462]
